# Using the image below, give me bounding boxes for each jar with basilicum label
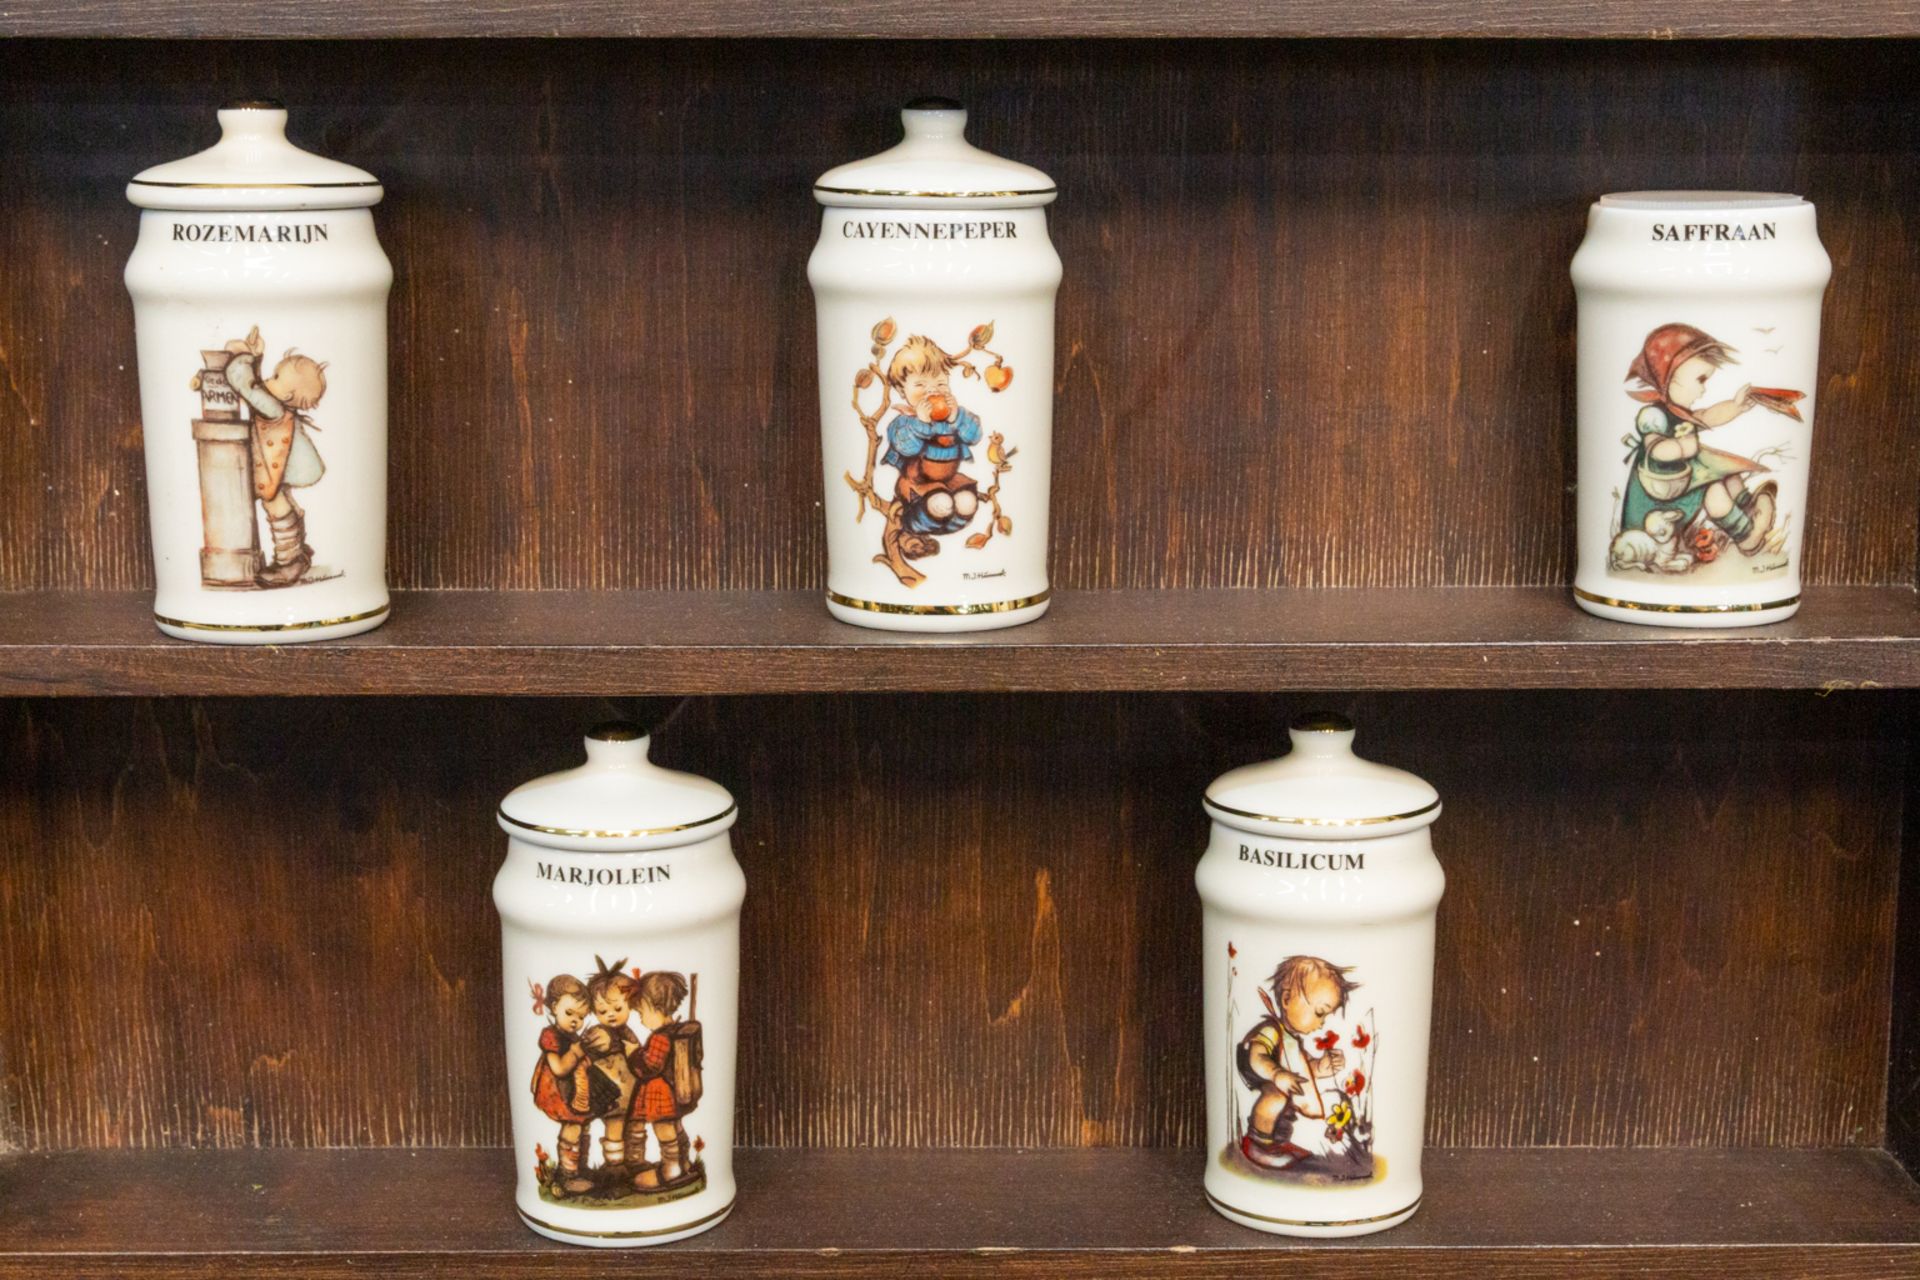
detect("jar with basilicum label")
[493,723,744,1247]
[1195,713,1445,1238]
[808,98,1061,631]
[125,100,392,643]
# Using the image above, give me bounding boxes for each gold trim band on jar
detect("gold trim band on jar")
[129,179,384,190]
[154,603,391,632]
[814,185,1057,199]
[1573,587,1801,614]
[1206,1190,1421,1229]
[1204,797,1441,828]
[497,803,737,841]
[826,588,1051,617]
[517,1198,735,1240]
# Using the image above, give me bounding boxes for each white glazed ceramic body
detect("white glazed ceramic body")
[125,105,392,643]
[1195,719,1444,1238]
[808,102,1061,631]
[1571,192,1830,627]
[492,731,744,1247]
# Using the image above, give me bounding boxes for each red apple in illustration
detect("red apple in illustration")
[985,364,1013,391]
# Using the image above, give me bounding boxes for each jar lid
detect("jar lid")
[497,722,737,853]
[814,98,1056,210]
[1204,713,1440,840]
[127,100,383,212]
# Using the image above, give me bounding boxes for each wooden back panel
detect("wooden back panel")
[1,38,1916,592]
[0,690,1900,1151]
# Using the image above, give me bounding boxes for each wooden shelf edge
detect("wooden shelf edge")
[0,1147,1914,1276]
[5,1,1919,40]
[2,586,1918,696]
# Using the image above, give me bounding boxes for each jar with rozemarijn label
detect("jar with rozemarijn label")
[125,99,393,643]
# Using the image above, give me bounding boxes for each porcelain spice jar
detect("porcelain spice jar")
[1195,713,1445,1238]
[1571,192,1831,627]
[125,100,393,643]
[493,724,745,1247]
[808,99,1061,631]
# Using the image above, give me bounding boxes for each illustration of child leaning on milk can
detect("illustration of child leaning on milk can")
[202,325,330,588]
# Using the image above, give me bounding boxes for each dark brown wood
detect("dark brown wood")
[2,40,1918,596]
[0,1147,1915,1276]
[0,691,1903,1152]
[4,2,1920,39]
[1893,738,1920,1177]
[2,586,1918,694]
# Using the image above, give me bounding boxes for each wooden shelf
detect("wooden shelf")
[1,1147,1913,1276]
[5,0,1918,39]
[2,586,1916,696]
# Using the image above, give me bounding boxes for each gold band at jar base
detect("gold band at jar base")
[1573,587,1800,614]
[154,603,391,632]
[517,1198,735,1241]
[1205,1190,1422,1229]
[826,588,1050,617]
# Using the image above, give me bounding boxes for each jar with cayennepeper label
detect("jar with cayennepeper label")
[1195,713,1445,1238]
[124,100,392,643]
[1571,192,1831,627]
[493,723,744,1247]
[808,98,1061,631]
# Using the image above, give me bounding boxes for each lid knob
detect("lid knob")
[215,100,293,154]
[584,720,649,767]
[1288,710,1357,759]
[900,97,968,143]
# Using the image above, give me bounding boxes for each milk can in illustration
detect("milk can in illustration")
[125,100,392,643]
[808,98,1061,631]
[1571,192,1831,627]
[1195,713,1445,1238]
[493,723,745,1247]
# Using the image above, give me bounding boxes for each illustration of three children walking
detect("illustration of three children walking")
[529,958,706,1205]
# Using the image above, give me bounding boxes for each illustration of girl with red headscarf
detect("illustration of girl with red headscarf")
[1616,322,1804,571]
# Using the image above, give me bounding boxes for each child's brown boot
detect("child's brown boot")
[633,1137,687,1189]
[1734,483,1778,554]
[258,498,312,587]
[562,1138,595,1195]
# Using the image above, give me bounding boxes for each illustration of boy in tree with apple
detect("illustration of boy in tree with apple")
[846,319,1018,585]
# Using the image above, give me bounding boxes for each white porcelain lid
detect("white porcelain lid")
[128,100,383,212]
[814,98,1056,210]
[1205,713,1440,840]
[498,723,737,853]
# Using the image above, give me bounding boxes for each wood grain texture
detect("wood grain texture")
[0,691,1902,1152]
[2,40,1917,593]
[0,1147,1916,1277]
[4,1,1920,39]
[3,587,1920,695]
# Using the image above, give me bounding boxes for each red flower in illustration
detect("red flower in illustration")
[1692,527,1722,563]
[1345,1069,1367,1096]
[1227,942,1237,958]
[1315,1031,1340,1051]
[694,1136,706,1153]
[632,966,643,979]
[1351,1026,1371,1049]
[535,1143,549,1164]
